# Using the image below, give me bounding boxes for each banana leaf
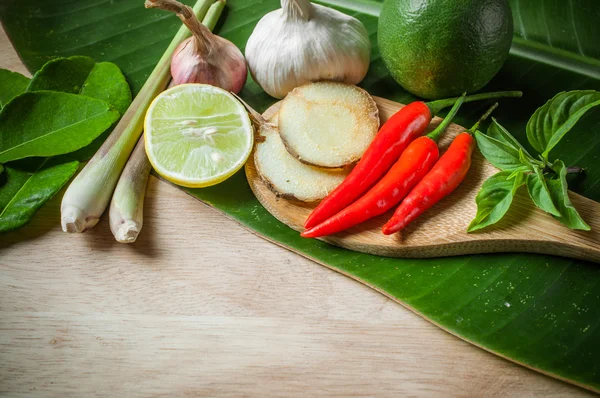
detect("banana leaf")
[2,0,600,391]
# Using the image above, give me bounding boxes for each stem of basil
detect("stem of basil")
[542,165,585,175]
[566,166,585,174]
[60,0,215,233]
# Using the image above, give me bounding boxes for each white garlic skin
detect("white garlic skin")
[171,36,248,94]
[245,0,371,99]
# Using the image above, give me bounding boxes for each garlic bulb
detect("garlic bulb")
[146,0,247,94]
[245,0,371,99]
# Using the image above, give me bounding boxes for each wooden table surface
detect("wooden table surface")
[0,30,591,397]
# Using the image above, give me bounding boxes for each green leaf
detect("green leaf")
[0,158,79,233]
[81,63,132,115]
[467,171,525,232]
[28,56,132,115]
[474,129,528,171]
[546,160,591,230]
[0,91,119,163]
[507,165,531,180]
[0,166,29,210]
[4,0,600,392]
[517,148,532,166]
[526,90,600,158]
[510,2,600,67]
[0,68,30,107]
[28,55,94,92]
[67,129,114,162]
[488,118,535,159]
[526,166,560,216]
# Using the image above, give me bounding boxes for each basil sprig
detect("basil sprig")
[469,90,598,232]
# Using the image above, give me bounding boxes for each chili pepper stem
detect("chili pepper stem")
[426,91,522,115]
[428,101,498,144]
[426,93,466,142]
[468,102,499,134]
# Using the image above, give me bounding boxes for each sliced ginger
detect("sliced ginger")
[278,81,380,168]
[254,123,349,202]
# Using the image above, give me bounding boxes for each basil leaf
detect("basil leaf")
[526,90,600,158]
[0,158,79,233]
[518,148,534,166]
[504,150,535,179]
[526,166,560,216]
[0,164,3,176]
[546,160,591,230]
[488,118,535,159]
[468,171,525,232]
[0,91,119,163]
[475,130,529,171]
[0,68,30,107]
[507,165,531,180]
[28,56,131,115]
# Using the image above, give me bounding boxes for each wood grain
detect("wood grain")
[0,29,592,397]
[247,99,600,262]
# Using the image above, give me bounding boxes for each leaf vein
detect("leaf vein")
[0,160,47,219]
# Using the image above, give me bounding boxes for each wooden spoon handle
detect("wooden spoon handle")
[547,193,600,263]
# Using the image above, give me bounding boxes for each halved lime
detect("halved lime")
[144,84,253,188]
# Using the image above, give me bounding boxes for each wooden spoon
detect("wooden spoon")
[245,97,600,263]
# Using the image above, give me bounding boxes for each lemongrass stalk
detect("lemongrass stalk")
[61,0,215,233]
[107,0,228,243]
[109,137,151,243]
[202,0,225,31]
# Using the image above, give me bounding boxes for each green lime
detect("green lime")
[378,0,513,99]
[145,84,253,188]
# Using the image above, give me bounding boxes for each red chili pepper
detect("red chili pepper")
[301,95,466,239]
[303,91,522,230]
[303,101,431,229]
[382,104,499,235]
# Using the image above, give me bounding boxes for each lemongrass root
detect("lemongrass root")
[109,137,151,243]
[60,0,216,233]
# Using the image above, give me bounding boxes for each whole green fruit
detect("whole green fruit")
[378,0,513,99]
